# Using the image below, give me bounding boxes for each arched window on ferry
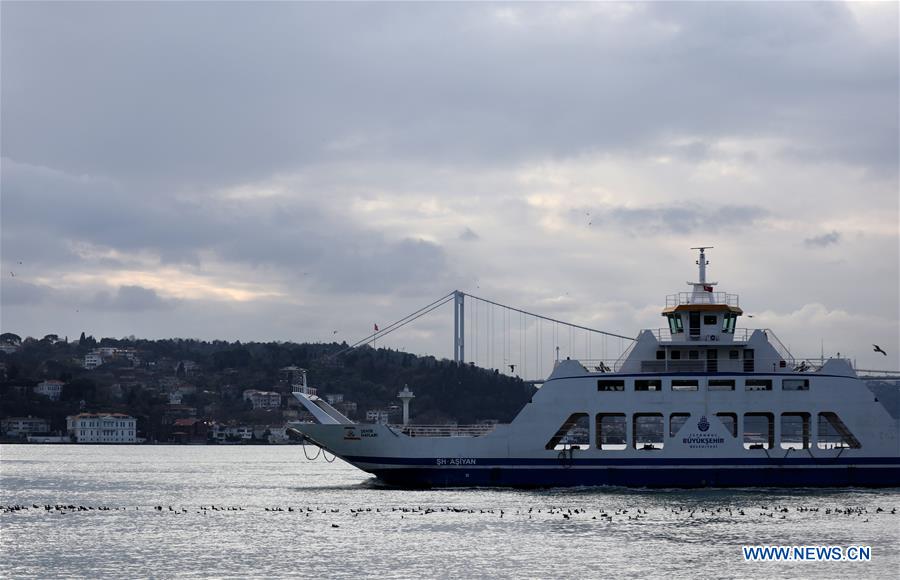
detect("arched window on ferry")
[780,413,811,450]
[545,413,590,451]
[633,414,664,450]
[743,413,774,449]
[669,413,690,437]
[596,413,627,450]
[716,413,737,437]
[817,412,861,449]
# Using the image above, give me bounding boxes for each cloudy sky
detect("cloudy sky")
[2,2,898,373]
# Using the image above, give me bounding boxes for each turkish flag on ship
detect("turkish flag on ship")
[703,285,714,292]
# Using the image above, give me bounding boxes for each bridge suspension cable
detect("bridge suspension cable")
[331,291,455,358]
[332,289,635,382]
[462,292,634,341]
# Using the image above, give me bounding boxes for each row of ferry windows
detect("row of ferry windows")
[655,349,746,360]
[547,412,860,451]
[665,313,738,333]
[597,378,809,392]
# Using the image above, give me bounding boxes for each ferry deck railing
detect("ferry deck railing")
[393,424,497,437]
[291,383,318,396]
[764,331,796,366]
[579,356,881,375]
[650,328,754,343]
[580,358,753,374]
[649,327,794,359]
[665,292,740,308]
[579,359,628,373]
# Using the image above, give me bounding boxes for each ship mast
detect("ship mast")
[689,246,717,299]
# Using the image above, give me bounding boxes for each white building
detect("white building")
[67,413,138,443]
[34,380,65,401]
[242,389,282,410]
[210,423,253,443]
[84,352,104,370]
[2,416,51,437]
[116,348,139,363]
[325,393,344,405]
[365,409,390,425]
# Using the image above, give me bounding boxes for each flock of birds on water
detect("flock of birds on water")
[2,502,896,526]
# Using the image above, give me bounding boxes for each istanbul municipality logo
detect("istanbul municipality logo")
[683,416,723,448]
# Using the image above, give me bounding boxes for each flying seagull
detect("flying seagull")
[873,344,887,356]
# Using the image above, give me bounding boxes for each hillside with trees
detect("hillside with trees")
[0,333,536,442]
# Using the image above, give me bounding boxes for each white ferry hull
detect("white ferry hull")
[299,428,900,488]
[296,415,900,489]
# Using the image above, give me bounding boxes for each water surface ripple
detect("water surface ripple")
[1,445,898,579]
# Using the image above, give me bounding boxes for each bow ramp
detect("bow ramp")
[290,372,354,425]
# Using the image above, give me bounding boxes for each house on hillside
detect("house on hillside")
[34,380,64,401]
[243,389,282,410]
[66,413,138,443]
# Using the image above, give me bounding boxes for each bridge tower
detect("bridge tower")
[453,290,465,363]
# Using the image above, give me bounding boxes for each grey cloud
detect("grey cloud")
[596,203,768,234]
[804,231,841,248]
[459,227,480,241]
[0,158,451,296]
[1,278,54,306]
[1,2,896,186]
[0,279,173,314]
[90,285,175,312]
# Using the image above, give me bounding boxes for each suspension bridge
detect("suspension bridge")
[333,290,636,383]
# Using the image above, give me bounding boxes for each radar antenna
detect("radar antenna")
[689,246,716,288]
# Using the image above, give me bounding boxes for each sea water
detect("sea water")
[1,445,898,579]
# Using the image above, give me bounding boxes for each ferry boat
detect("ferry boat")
[291,248,900,487]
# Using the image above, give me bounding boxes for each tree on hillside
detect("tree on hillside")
[61,377,97,403]
[0,333,21,345]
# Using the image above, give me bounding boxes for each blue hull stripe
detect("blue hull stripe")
[370,466,900,488]
[548,372,862,380]
[345,455,900,467]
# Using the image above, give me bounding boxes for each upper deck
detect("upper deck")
[664,291,741,313]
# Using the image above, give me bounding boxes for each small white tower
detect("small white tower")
[398,385,415,426]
